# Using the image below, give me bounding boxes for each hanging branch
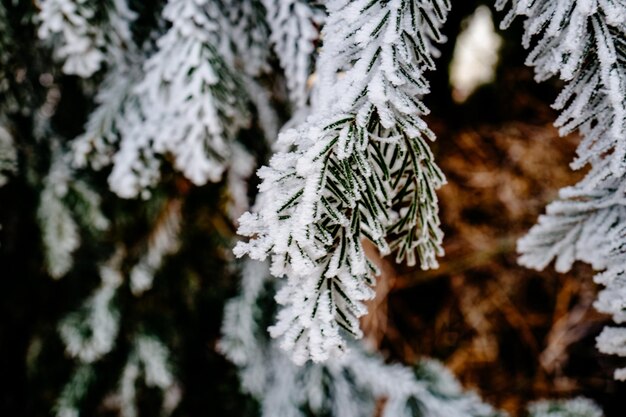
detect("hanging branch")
[498,0,626,380]
[235,0,450,364]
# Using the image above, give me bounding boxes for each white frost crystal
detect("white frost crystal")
[38,155,79,278]
[37,0,136,77]
[59,252,123,363]
[130,200,182,295]
[0,124,17,187]
[262,0,324,107]
[136,335,175,389]
[220,260,502,417]
[38,145,109,278]
[500,0,626,379]
[235,0,449,364]
[71,63,143,171]
[527,397,604,417]
[86,0,254,198]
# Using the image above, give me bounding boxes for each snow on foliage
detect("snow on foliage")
[235,0,449,364]
[0,125,17,187]
[0,3,17,114]
[220,260,503,417]
[112,335,180,417]
[59,250,123,363]
[71,62,143,171]
[16,0,621,411]
[0,5,17,192]
[70,0,259,198]
[217,0,271,77]
[54,364,95,417]
[38,145,109,278]
[54,200,183,414]
[37,0,136,77]
[113,0,251,196]
[55,334,179,417]
[262,0,325,107]
[527,397,604,417]
[498,0,626,379]
[130,199,182,295]
[496,0,626,177]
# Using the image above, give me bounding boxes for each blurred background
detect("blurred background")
[1,1,624,416]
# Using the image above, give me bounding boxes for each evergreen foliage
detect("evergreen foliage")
[0,0,624,415]
[72,0,257,198]
[261,0,324,108]
[527,398,604,417]
[0,2,19,189]
[0,124,17,187]
[37,0,136,77]
[235,0,450,364]
[220,260,504,417]
[498,0,626,379]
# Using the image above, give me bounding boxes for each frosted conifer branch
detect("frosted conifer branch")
[502,0,626,378]
[235,0,449,364]
[113,335,180,417]
[106,0,252,198]
[55,228,181,412]
[37,0,136,77]
[70,0,264,198]
[0,124,17,187]
[596,327,626,380]
[217,0,271,77]
[87,335,179,417]
[135,335,176,389]
[527,397,604,417]
[0,2,19,114]
[38,145,109,278]
[496,0,626,176]
[59,249,123,363]
[72,63,143,171]
[117,357,140,417]
[38,148,80,278]
[80,64,161,198]
[37,169,110,276]
[54,364,95,417]
[518,160,626,273]
[220,260,502,417]
[261,0,325,107]
[218,260,273,370]
[37,0,105,76]
[130,199,182,295]
[226,144,257,221]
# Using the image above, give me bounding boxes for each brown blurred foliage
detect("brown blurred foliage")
[362,70,626,415]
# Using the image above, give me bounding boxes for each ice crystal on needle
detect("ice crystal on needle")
[262,0,325,107]
[235,0,450,363]
[528,397,604,417]
[220,260,503,417]
[499,0,626,379]
[37,0,136,77]
[70,0,256,198]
